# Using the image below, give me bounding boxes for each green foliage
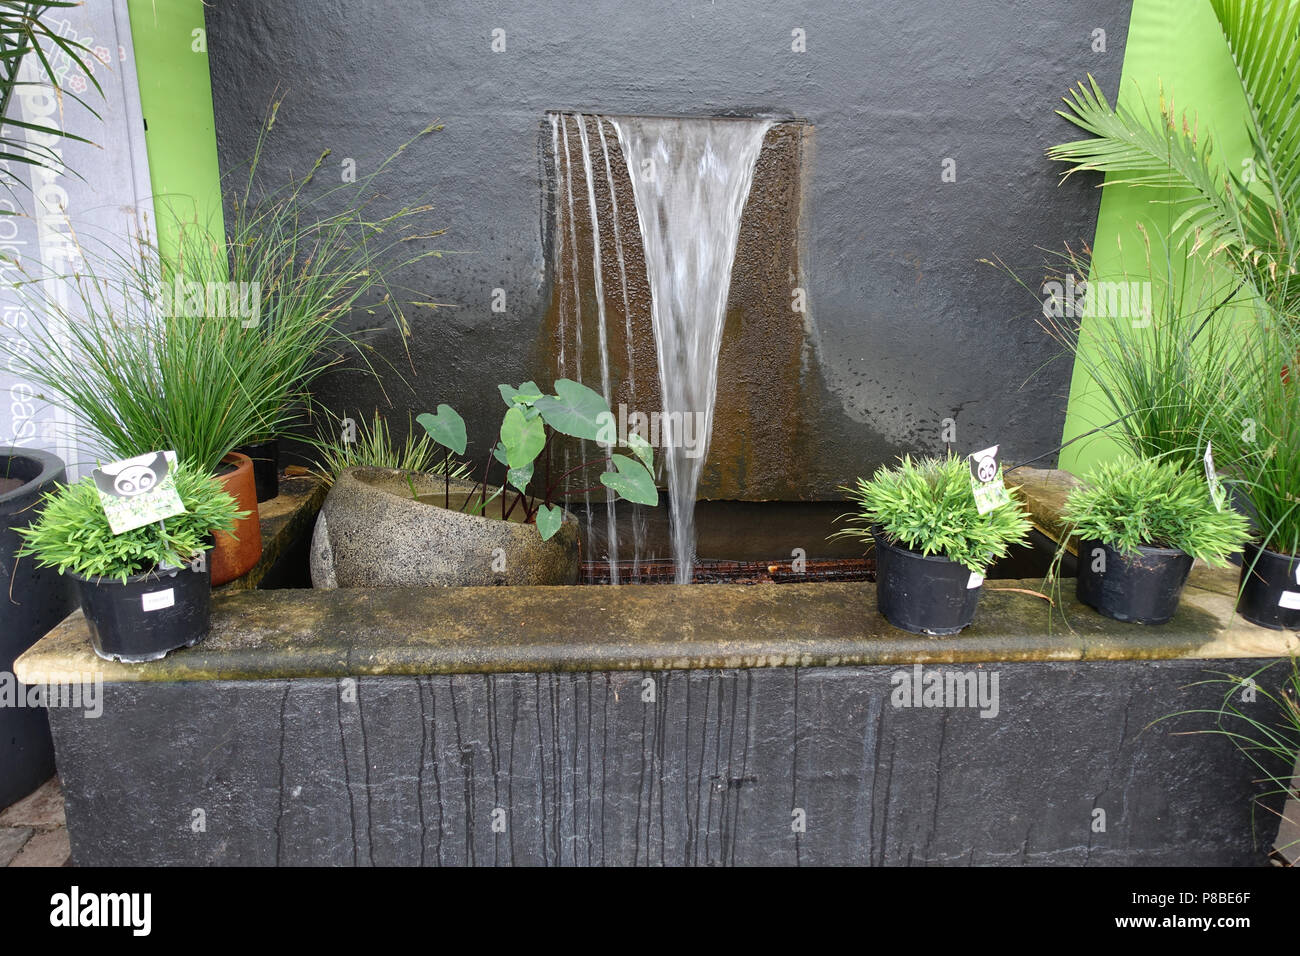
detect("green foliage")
[1049,0,1300,335]
[415,405,466,456]
[534,504,563,542]
[1203,316,1300,556]
[15,458,245,583]
[3,107,445,472]
[1063,456,1252,563]
[1158,658,1300,856]
[836,454,1032,573]
[992,240,1241,471]
[308,409,469,488]
[0,2,102,209]
[599,453,658,506]
[418,378,657,540]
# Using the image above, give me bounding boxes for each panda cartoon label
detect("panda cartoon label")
[92,450,187,535]
[93,451,170,498]
[968,444,1011,515]
[969,445,1000,485]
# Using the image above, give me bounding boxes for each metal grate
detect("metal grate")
[580,557,875,585]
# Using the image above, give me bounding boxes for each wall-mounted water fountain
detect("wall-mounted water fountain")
[545,113,819,583]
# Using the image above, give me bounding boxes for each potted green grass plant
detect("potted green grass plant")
[1208,317,1300,630]
[835,454,1032,635]
[1063,456,1252,625]
[15,458,245,662]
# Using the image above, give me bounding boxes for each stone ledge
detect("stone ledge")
[15,575,1297,684]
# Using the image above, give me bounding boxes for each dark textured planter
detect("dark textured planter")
[872,526,982,635]
[0,448,75,807]
[1076,539,1194,626]
[234,437,280,503]
[1237,541,1300,631]
[70,561,212,664]
[311,468,581,587]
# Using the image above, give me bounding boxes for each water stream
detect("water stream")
[611,116,771,583]
[549,113,770,583]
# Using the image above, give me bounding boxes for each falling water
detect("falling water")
[575,116,620,584]
[612,116,771,583]
[595,118,647,576]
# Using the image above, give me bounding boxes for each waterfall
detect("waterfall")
[611,116,771,583]
[575,116,620,585]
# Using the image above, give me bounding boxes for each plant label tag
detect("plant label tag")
[968,444,1011,515]
[141,588,175,613]
[1203,442,1226,511]
[92,451,187,535]
[967,571,984,589]
[1279,591,1300,611]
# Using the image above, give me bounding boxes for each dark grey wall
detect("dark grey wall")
[205,0,1132,496]
[53,660,1275,866]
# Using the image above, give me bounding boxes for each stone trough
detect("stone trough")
[14,471,1299,866]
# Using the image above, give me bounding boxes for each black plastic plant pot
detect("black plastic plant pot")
[872,527,983,635]
[1,447,76,807]
[1237,541,1300,631]
[234,437,280,503]
[70,560,212,664]
[1075,539,1193,625]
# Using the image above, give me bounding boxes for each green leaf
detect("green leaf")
[624,432,654,472]
[506,460,534,494]
[500,405,545,469]
[535,504,563,541]
[534,378,614,442]
[492,442,509,466]
[416,405,467,456]
[499,381,544,407]
[599,454,658,506]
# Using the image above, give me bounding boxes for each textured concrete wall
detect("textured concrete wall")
[205,1,1132,498]
[52,659,1275,866]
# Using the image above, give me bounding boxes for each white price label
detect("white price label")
[141,588,175,613]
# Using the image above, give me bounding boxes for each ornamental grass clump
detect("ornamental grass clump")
[1063,456,1252,563]
[16,458,245,583]
[838,453,1032,573]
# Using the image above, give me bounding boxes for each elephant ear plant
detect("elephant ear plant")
[1062,456,1251,625]
[835,453,1032,635]
[16,458,245,663]
[417,379,657,541]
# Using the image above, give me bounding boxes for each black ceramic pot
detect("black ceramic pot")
[872,526,983,635]
[1237,541,1300,631]
[1075,539,1193,625]
[1,448,76,807]
[70,559,212,663]
[234,437,280,503]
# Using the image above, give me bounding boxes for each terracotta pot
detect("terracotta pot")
[211,452,262,586]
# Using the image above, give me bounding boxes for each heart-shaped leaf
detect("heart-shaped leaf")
[599,454,658,506]
[534,378,614,442]
[492,442,509,466]
[500,406,546,469]
[506,461,534,494]
[624,432,654,472]
[499,381,545,408]
[416,404,467,456]
[535,503,563,541]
